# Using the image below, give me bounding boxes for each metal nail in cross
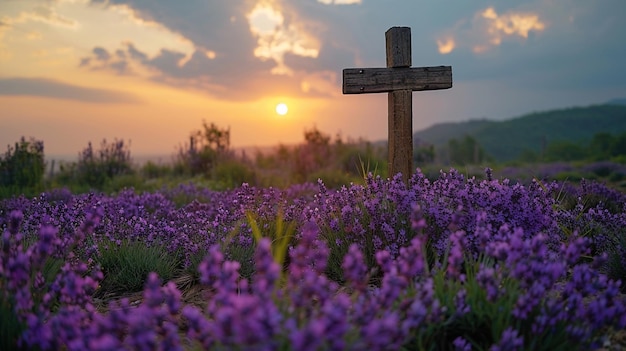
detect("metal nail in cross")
[343,26,452,183]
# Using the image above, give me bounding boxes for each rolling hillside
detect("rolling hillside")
[414,103,626,162]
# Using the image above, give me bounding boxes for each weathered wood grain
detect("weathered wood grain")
[386,26,411,68]
[388,89,413,180]
[342,66,453,94]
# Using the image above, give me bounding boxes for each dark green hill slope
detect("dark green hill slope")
[607,98,626,106]
[414,119,495,146]
[414,104,626,163]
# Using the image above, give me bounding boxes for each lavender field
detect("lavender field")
[2,169,626,350]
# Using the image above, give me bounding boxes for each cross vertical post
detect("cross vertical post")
[386,27,413,184]
[342,26,453,183]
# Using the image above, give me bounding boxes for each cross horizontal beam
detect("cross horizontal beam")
[343,66,452,94]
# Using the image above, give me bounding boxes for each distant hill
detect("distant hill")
[414,104,626,162]
[607,98,626,106]
[414,119,495,146]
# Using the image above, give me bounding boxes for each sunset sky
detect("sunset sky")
[1,0,625,159]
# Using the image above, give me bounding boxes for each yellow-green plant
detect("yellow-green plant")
[246,211,295,270]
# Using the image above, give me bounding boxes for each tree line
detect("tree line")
[4,124,626,199]
[0,121,387,198]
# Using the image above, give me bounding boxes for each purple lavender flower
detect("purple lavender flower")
[490,327,524,351]
[342,244,368,292]
[454,288,470,317]
[453,336,472,351]
[447,230,465,279]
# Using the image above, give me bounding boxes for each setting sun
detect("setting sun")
[276,103,288,115]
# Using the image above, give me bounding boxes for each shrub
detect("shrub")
[0,137,45,198]
[175,121,231,176]
[212,160,256,189]
[77,139,133,189]
[53,139,134,190]
[140,161,172,179]
[102,174,149,194]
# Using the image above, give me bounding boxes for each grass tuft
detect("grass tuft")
[95,239,180,297]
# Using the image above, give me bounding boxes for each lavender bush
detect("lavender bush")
[1,168,625,350]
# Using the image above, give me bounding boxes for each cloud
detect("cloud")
[79,0,435,100]
[126,42,149,62]
[426,0,626,107]
[79,46,130,74]
[299,71,341,98]
[3,5,79,29]
[89,0,256,61]
[81,0,287,98]
[479,7,545,49]
[437,37,455,55]
[92,47,110,61]
[317,0,362,5]
[438,6,546,54]
[247,2,320,76]
[58,0,626,104]
[0,77,140,103]
[78,0,349,99]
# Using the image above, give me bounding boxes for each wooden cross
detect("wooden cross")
[343,27,452,183]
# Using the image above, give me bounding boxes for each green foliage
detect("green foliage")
[175,120,231,176]
[605,231,626,293]
[318,190,413,284]
[141,161,172,179]
[0,137,45,199]
[404,249,578,351]
[238,126,386,187]
[247,212,295,269]
[307,169,358,189]
[552,171,590,182]
[415,104,626,162]
[54,139,134,190]
[0,227,63,350]
[292,126,332,182]
[217,213,298,282]
[447,135,490,166]
[340,148,370,177]
[322,230,356,284]
[0,295,27,351]
[588,132,615,160]
[412,259,521,349]
[222,241,256,280]
[339,143,387,179]
[212,212,296,279]
[99,174,147,194]
[414,119,494,149]
[31,122,391,194]
[95,240,180,297]
[517,149,541,163]
[508,129,626,164]
[543,141,587,162]
[79,139,133,186]
[230,212,296,282]
[414,143,435,165]
[183,250,208,285]
[212,160,257,189]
